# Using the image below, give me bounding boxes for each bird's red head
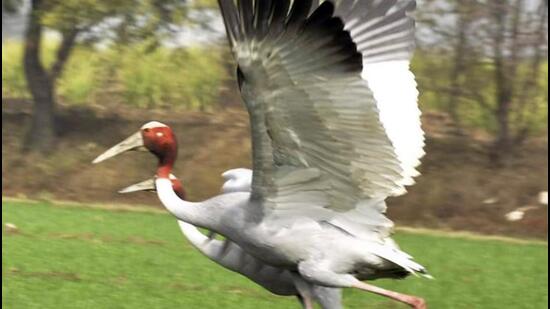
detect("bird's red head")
[93,121,178,179]
[140,122,177,179]
[140,122,177,157]
[140,122,178,178]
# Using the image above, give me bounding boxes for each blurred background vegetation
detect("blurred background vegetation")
[2,0,548,236]
[3,0,547,156]
[3,40,225,108]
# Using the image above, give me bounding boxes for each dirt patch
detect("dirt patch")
[44,232,167,246]
[2,101,548,239]
[169,282,207,291]
[125,236,166,246]
[6,268,82,281]
[4,228,167,246]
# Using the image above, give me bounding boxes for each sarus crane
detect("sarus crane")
[120,172,343,308]
[94,0,430,307]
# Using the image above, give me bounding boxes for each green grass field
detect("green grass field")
[2,200,548,308]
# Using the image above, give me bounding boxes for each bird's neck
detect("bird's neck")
[176,221,234,266]
[176,221,219,257]
[156,150,176,179]
[155,178,224,231]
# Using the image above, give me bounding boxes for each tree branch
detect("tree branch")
[23,0,46,79]
[49,29,79,82]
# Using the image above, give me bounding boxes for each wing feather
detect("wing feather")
[218,0,422,240]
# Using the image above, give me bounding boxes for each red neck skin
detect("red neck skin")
[171,179,187,200]
[156,149,176,179]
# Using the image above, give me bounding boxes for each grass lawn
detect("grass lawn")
[2,200,548,308]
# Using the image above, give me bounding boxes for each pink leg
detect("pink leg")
[292,274,315,309]
[302,296,314,309]
[353,282,426,309]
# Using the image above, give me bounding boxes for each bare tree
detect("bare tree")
[6,0,202,153]
[417,0,548,162]
[485,0,548,161]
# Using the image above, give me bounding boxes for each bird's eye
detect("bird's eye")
[143,128,150,133]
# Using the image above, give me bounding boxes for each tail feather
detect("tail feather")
[369,244,433,279]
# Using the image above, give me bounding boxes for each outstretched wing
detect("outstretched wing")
[218,0,422,239]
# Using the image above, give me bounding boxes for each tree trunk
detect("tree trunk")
[490,1,514,163]
[447,6,469,135]
[22,0,78,153]
[23,0,56,153]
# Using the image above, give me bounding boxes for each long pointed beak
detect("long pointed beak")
[92,131,144,164]
[118,178,156,193]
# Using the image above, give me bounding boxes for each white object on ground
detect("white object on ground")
[483,197,499,205]
[538,191,548,206]
[4,223,18,232]
[504,206,539,222]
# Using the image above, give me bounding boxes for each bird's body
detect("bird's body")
[155,178,427,287]
[121,171,343,308]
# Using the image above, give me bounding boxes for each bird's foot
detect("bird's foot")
[352,281,427,309]
[408,296,426,309]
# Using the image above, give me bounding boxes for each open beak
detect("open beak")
[92,131,145,164]
[118,178,156,194]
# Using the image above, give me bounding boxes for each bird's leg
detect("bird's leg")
[352,281,426,309]
[291,273,315,309]
[311,285,343,309]
[298,261,425,309]
[302,294,314,309]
